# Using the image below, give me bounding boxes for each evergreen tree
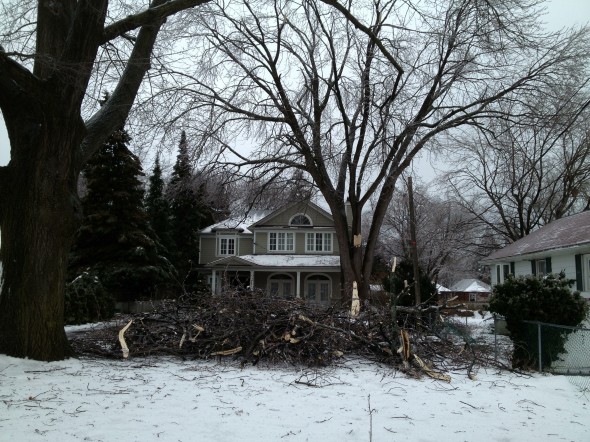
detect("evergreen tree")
[145,156,174,255]
[383,260,438,307]
[68,125,176,308]
[168,131,214,281]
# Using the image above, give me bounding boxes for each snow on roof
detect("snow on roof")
[208,254,340,268]
[483,210,590,262]
[437,283,451,292]
[200,210,270,234]
[451,279,491,293]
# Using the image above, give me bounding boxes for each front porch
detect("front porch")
[205,254,342,305]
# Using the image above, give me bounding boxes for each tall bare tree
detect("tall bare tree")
[0,1,210,361]
[446,79,590,242]
[150,0,589,300]
[378,180,495,287]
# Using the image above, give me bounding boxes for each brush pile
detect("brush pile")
[69,290,506,378]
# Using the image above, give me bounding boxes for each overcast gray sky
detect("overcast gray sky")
[1,0,589,168]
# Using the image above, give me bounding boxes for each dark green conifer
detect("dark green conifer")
[145,156,174,255]
[68,122,176,313]
[168,131,214,281]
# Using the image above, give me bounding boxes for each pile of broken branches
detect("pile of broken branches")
[69,291,506,379]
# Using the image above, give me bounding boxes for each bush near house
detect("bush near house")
[488,272,588,370]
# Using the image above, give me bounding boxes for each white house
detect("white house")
[481,210,590,299]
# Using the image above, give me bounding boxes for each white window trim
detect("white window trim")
[495,263,511,285]
[268,231,295,252]
[583,254,590,292]
[289,213,313,227]
[535,259,547,276]
[305,232,333,253]
[217,234,237,257]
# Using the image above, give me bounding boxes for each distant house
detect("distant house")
[449,279,491,304]
[198,201,344,305]
[481,210,590,299]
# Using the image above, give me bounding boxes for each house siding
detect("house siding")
[239,236,254,255]
[200,236,217,264]
[514,261,530,277]
[257,204,333,227]
[488,250,590,299]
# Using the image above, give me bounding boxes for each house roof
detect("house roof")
[250,200,334,228]
[451,279,491,293]
[199,210,271,234]
[482,210,590,263]
[206,254,340,269]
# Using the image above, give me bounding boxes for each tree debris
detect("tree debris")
[69,290,504,378]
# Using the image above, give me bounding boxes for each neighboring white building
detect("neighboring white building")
[481,211,590,299]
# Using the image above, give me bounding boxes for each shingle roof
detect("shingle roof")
[482,210,590,262]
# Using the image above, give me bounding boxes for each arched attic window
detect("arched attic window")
[290,213,312,227]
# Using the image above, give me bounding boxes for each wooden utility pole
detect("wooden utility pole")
[407,177,421,305]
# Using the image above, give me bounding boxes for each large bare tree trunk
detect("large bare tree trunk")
[0,112,82,360]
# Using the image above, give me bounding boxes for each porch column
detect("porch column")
[296,271,301,298]
[211,270,217,295]
[250,270,255,291]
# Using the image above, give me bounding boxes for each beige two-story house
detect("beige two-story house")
[198,201,343,305]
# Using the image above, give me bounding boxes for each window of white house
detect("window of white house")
[306,274,330,304]
[269,232,294,252]
[290,214,312,226]
[583,254,590,291]
[536,259,547,276]
[496,263,511,284]
[306,232,332,253]
[218,235,236,256]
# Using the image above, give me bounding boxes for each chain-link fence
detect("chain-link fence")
[495,317,590,391]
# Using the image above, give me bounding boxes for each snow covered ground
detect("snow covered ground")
[1,316,589,442]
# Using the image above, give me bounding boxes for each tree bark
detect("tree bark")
[0,111,82,360]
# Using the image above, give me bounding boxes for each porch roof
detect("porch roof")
[206,254,340,270]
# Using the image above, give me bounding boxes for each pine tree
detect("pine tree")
[145,156,174,256]
[68,125,176,308]
[168,131,214,282]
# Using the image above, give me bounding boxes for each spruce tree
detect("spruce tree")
[146,156,174,256]
[68,125,176,311]
[168,131,214,283]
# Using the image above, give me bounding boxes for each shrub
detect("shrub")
[488,272,588,370]
[383,260,438,307]
[65,272,115,325]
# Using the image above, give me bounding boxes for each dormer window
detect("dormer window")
[290,214,312,226]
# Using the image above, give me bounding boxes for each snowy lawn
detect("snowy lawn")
[1,353,588,442]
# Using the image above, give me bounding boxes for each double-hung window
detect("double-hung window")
[306,232,332,253]
[268,232,294,252]
[218,235,236,256]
